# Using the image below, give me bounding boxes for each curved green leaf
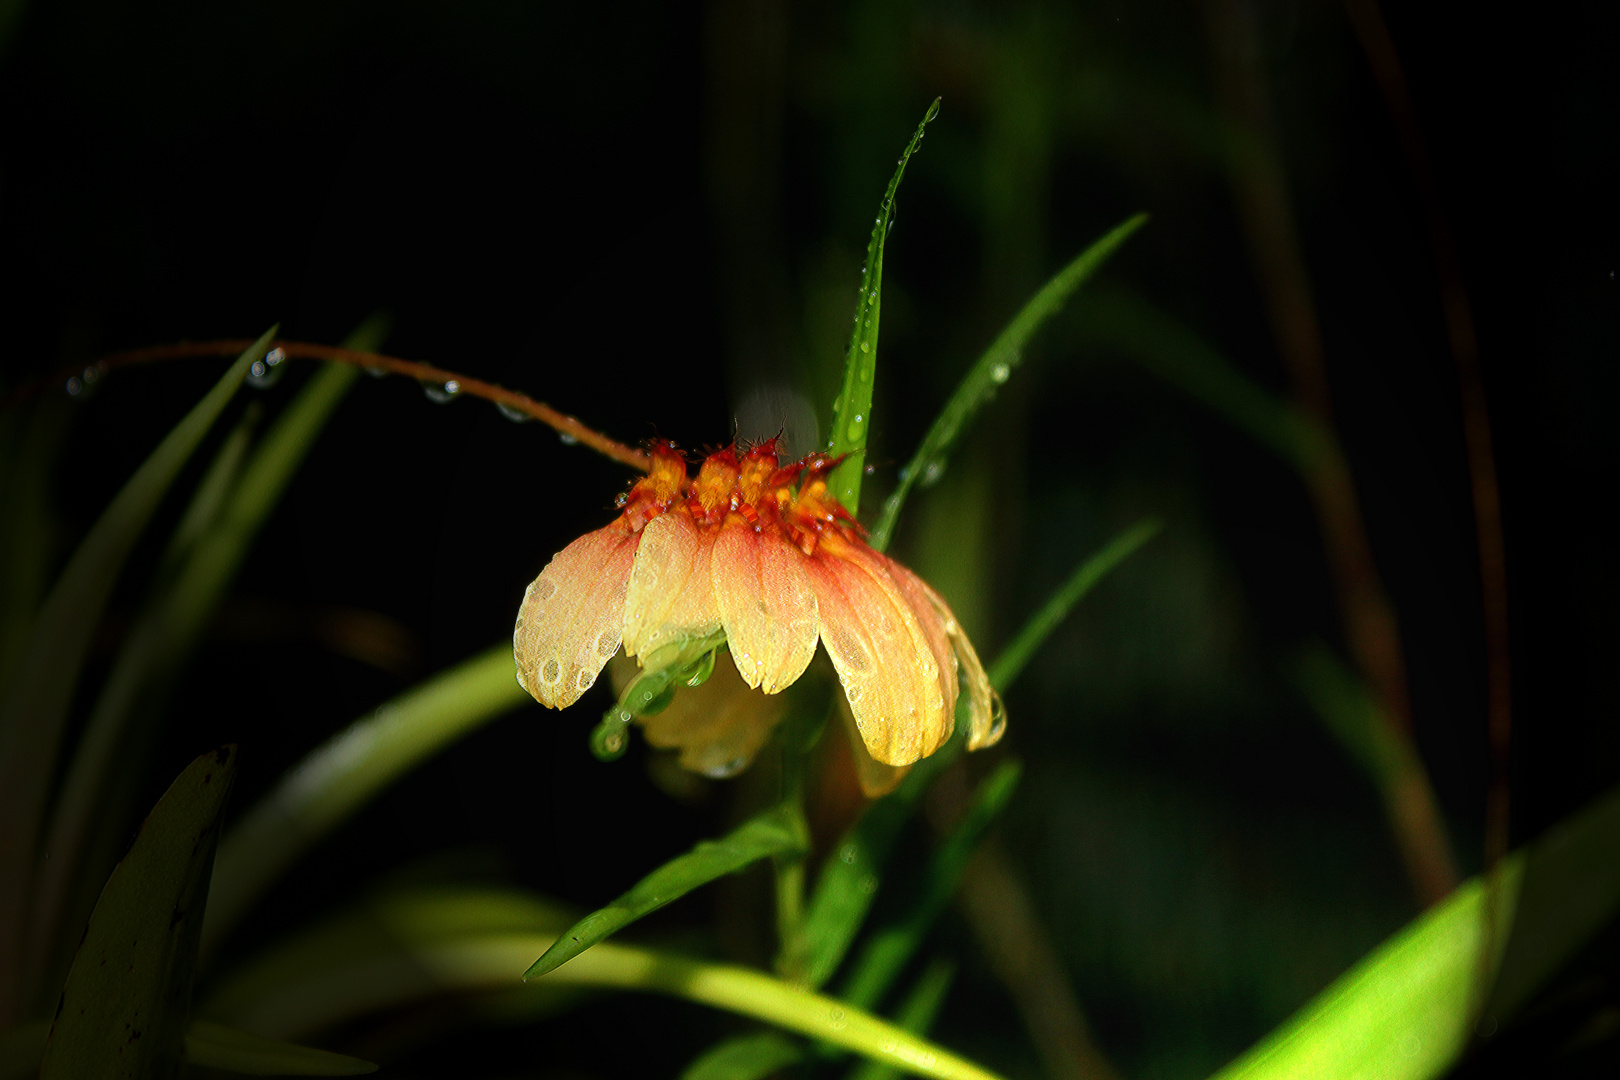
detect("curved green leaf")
[848,960,956,1080]
[0,330,269,1024]
[828,98,940,516]
[524,803,807,980]
[33,320,385,997]
[868,215,1148,551]
[40,746,237,1080]
[680,1032,804,1080]
[203,643,530,955]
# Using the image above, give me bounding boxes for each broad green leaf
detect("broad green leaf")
[840,762,1021,1011]
[868,215,1148,551]
[1070,287,1328,474]
[680,1032,804,1080]
[1209,783,1620,1080]
[32,320,385,998]
[39,746,237,1080]
[209,914,1005,1080]
[203,643,530,955]
[182,1020,375,1076]
[827,98,939,516]
[985,519,1161,690]
[848,959,956,1080]
[0,329,269,1025]
[524,802,808,980]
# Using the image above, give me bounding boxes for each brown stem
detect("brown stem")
[1204,0,1460,904]
[8,340,652,474]
[1342,0,1512,1016]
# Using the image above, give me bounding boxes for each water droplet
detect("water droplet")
[365,366,387,378]
[858,873,878,895]
[422,379,461,404]
[615,492,629,507]
[497,401,531,423]
[990,362,1011,384]
[858,367,871,383]
[860,342,870,354]
[82,363,104,386]
[64,376,83,397]
[864,463,875,475]
[840,844,859,865]
[265,346,287,366]
[701,756,749,779]
[922,461,944,485]
[558,432,579,446]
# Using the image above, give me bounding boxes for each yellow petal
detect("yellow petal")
[811,539,950,767]
[911,575,1004,750]
[514,523,638,708]
[885,557,960,730]
[622,511,722,663]
[711,519,819,694]
[836,691,911,797]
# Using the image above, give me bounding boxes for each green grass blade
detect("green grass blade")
[202,643,530,956]
[680,1032,804,1080]
[210,920,1005,1080]
[827,98,940,516]
[839,762,1020,1012]
[31,318,386,1005]
[182,1020,376,1076]
[847,959,956,1080]
[523,803,808,980]
[986,518,1161,690]
[153,406,259,582]
[868,215,1148,551]
[1071,288,1328,474]
[39,746,237,1080]
[0,328,269,1024]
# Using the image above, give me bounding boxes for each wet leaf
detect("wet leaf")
[847,959,956,1080]
[868,215,1148,551]
[523,803,808,980]
[39,746,236,1080]
[827,98,940,516]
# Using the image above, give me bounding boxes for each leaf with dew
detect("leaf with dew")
[868,214,1148,552]
[827,98,940,517]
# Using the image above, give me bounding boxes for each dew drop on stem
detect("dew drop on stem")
[496,401,531,423]
[422,379,461,404]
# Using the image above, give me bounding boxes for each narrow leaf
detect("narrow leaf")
[840,762,1021,1011]
[869,214,1148,551]
[210,922,1005,1080]
[986,518,1161,691]
[0,329,269,1024]
[203,643,530,955]
[681,1032,804,1080]
[34,320,384,992]
[827,98,940,516]
[524,803,807,980]
[848,960,956,1080]
[39,746,237,1080]
[0,402,70,691]
[182,1020,375,1076]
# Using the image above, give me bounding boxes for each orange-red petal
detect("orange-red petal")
[622,511,722,663]
[624,652,788,778]
[514,522,639,708]
[711,518,819,694]
[810,535,951,766]
[910,574,1002,750]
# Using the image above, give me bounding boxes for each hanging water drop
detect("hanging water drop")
[496,401,531,423]
[365,366,388,379]
[558,432,579,445]
[247,346,287,389]
[422,379,461,404]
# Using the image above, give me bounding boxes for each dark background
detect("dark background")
[1,1,1615,1077]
